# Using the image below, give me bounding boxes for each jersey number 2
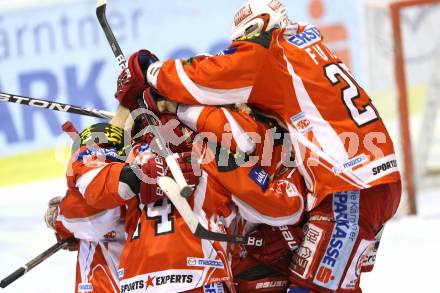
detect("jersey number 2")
[324,63,378,127]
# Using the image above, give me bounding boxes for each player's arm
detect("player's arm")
[114,32,272,109]
[44,190,122,244]
[230,167,305,226]
[177,104,258,154]
[149,38,269,105]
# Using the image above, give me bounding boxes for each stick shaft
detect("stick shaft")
[96,0,191,197]
[0,239,71,288]
[0,92,114,119]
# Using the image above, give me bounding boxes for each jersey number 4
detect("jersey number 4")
[324,63,378,127]
[131,197,174,240]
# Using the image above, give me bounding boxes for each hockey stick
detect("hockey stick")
[0,238,74,288]
[0,92,115,119]
[158,177,263,246]
[95,1,260,245]
[96,0,192,198]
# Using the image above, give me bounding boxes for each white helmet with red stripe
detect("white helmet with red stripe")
[231,0,291,40]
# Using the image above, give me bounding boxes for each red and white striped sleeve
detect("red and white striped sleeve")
[55,188,122,242]
[147,39,269,106]
[178,105,260,154]
[67,146,136,210]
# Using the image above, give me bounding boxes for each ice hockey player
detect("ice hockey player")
[45,192,126,293]
[44,112,141,293]
[112,0,402,291]
[50,88,306,292]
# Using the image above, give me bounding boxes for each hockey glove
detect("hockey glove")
[44,196,78,251]
[245,225,303,272]
[139,152,199,205]
[115,50,159,110]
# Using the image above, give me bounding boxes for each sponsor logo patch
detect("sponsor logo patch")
[279,225,300,251]
[187,257,224,269]
[333,154,369,174]
[286,27,321,49]
[362,226,384,271]
[341,239,373,289]
[290,112,313,134]
[313,191,360,290]
[372,159,398,175]
[248,165,270,191]
[290,223,323,279]
[120,270,201,292]
[120,279,145,293]
[204,282,225,293]
[118,268,124,278]
[256,280,288,290]
[78,283,93,292]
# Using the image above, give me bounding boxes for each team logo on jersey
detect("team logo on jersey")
[78,283,93,292]
[187,257,224,268]
[286,26,321,49]
[313,191,360,290]
[290,112,313,134]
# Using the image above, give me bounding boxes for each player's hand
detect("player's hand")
[245,225,303,270]
[44,196,78,251]
[115,50,159,110]
[142,87,177,115]
[139,152,199,205]
[44,196,63,230]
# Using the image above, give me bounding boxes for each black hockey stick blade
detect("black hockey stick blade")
[0,238,72,288]
[96,0,128,70]
[0,92,114,119]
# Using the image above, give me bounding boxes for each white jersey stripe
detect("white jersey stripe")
[177,105,205,131]
[279,38,349,165]
[231,193,303,226]
[78,241,97,285]
[222,108,256,153]
[175,60,252,105]
[76,166,106,197]
[57,207,121,241]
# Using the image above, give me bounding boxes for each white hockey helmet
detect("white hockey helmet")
[231,0,291,40]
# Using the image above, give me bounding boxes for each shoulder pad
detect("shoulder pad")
[235,30,274,49]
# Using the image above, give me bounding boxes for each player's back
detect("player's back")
[247,23,400,209]
[117,145,233,293]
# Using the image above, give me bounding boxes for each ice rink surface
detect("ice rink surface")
[0,178,439,292]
